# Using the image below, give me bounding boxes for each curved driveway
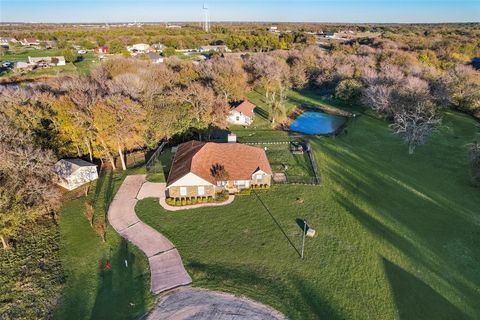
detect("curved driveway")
[108,175,192,293]
[108,174,286,319]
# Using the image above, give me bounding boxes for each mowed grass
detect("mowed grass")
[136,95,480,319]
[55,166,154,320]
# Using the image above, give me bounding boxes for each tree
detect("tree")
[445,65,480,118]
[84,200,95,226]
[0,114,60,249]
[163,47,176,57]
[197,57,248,102]
[390,101,441,154]
[335,79,364,105]
[92,95,147,170]
[470,141,480,185]
[62,49,78,63]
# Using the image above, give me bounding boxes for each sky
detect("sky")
[0,0,479,23]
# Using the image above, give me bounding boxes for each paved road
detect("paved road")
[146,287,287,320]
[108,175,192,293]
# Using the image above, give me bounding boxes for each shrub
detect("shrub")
[181,198,186,206]
[186,198,192,205]
[207,196,214,203]
[237,188,252,196]
[191,197,198,204]
[175,199,181,206]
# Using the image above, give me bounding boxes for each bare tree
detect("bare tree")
[470,141,480,185]
[390,101,441,154]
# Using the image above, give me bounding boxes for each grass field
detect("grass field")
[135,90,480,319]
[54,166,154,320]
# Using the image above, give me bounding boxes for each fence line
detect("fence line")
[145,141,167,170]
[305,142,321,185]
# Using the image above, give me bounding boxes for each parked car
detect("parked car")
[77,49,87,54]
[2,61,13,68]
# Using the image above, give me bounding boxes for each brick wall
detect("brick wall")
[167,185,215,198]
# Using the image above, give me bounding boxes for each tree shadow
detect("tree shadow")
[90,239,149,320]
[187,261,344,319]
[383,258,466,320]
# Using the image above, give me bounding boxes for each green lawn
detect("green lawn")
[136,93,480,319]
[54,166,154,320]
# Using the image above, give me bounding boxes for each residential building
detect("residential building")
[147,52,164,64]
[227,99,256,125]
[127,43,152,54]
[94,46,108,54]
[28,56,66,66]
[198,45,230,53]
[20,38,40,46]
[53,159,98,190]
[166,139,272,198]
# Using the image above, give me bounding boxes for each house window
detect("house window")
[180,187,187,196]
[236,180,246,188]
[198,186,205,196]
[236,116,240,121]
[256,174,263,182]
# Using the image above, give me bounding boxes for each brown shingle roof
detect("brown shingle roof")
[167,141,272,186]
[232,99,256,117]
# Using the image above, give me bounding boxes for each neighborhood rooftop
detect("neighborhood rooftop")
[167,141,272,186]
[232,99,256,117]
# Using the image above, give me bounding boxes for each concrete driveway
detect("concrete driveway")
[108,175,192,293]
[146,287,287,320]
[108,175,286,319]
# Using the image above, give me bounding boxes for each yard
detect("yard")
[53,89,480,319]
[135,91,480,319]
[54,166,154,320]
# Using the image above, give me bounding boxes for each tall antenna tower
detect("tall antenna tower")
[203,2,210,32]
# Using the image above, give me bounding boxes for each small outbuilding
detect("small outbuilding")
[53,159,98,190]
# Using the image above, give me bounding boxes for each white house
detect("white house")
[127,43,152,54]
[198,45,230,53]
[28,56,66,66]
[227,99,256,126]
[53,159,98,191]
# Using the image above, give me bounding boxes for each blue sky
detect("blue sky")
[0,0,479,23]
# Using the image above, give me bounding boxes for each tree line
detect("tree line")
[1,40,479,249]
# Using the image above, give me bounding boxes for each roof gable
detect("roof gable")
[232,99,256,117]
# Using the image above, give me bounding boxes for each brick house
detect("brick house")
[166,139,272,198]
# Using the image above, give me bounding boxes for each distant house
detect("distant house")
[147,52,164,64]
[227,99,256,126]
[28,56,66,66]
[20,38,40,46]
[269,26,278,33]
[166,139,272,198]
[0,37,17,46]
[94,46,108,54]
[127,43,151,54]
[53,159,98,190]
[198,45,230,53]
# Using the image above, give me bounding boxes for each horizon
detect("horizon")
[1,1,479,24]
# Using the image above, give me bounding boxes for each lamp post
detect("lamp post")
[301,219,307,259]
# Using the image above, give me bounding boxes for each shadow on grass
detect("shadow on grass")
[187,261,343,320]
[383,258,466,320]
[90,239,149,320]
[253,190,301,257]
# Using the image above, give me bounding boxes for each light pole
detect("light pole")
[301,219,307,259]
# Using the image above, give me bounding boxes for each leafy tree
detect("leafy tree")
[62,49,78,63]
[335,79,364,105]
[163,47,176,57]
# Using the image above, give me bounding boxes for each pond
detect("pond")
[288,111,347,135]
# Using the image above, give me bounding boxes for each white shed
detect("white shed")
[53,159,98,190]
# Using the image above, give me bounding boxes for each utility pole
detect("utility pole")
[301,219,307,259]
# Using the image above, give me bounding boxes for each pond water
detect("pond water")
[288,111,347,135]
